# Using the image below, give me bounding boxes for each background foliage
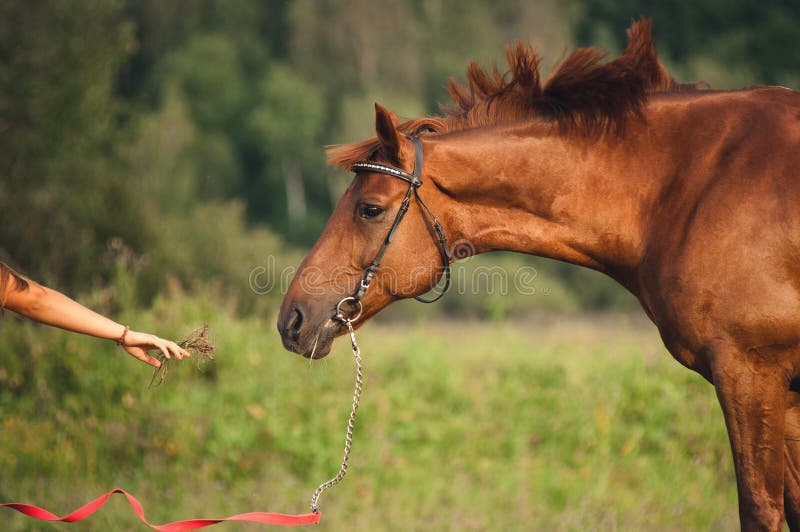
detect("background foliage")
[6,0,800,311]
[4,0,798,311]
[1,1,797,529]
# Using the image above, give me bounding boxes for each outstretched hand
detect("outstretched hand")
[120,330,191,368]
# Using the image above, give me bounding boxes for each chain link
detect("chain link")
[309,319,363,513]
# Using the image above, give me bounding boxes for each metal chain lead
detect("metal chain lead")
[309,318,363,513]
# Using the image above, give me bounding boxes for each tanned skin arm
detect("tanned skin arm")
[3,277,190,368]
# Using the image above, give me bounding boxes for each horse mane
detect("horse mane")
[328,18,701,169]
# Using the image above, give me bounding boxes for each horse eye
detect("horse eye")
[359,204,384,219]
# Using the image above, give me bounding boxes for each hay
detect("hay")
[149,324,215,388]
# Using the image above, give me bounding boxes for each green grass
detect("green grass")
[0,297,737,530]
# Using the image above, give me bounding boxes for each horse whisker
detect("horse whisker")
[308,318,333,365]
[309,332,321,366]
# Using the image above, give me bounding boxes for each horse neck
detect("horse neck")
[423,122,667,285]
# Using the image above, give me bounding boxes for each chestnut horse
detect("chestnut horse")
[278,19,800,530]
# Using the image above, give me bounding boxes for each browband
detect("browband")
[350,135,424,186]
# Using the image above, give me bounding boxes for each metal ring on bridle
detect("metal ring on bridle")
[335,296,363,322]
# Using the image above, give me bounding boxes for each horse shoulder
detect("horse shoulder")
[638,88,800,361]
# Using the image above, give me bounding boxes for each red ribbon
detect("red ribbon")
[1,489,320,530]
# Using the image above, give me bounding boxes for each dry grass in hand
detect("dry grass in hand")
[149,324,215,388]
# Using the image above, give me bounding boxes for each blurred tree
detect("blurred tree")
[8,0,794,311]
[289,0,421,90]
[244,65,325,233]
[117,0,284,105]
[167,35,247,132]
[573,0,800,88]
[0,0,147,291]
[119,0,333,238]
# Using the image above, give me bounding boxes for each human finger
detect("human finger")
[164,340,191,359]
[177,345,191,359]
[154,340,171,360]
[125,345,161,368]
[164,341,185,360]
[174,343,191,360]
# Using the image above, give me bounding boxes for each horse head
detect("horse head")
[277,103,450,359]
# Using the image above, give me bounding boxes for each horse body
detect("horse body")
[278,20,800,529]
[426,90,800,528]
[638,89,800,529]
[427,87,800,372]
[639,88,800,366]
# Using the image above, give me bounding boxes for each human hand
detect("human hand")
[119,330,192,368]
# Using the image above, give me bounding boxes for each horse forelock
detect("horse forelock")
[326,117,446,168]
[327,17,704,169]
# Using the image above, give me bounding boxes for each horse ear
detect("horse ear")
[375,102,401,160]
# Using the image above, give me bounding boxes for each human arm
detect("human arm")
[3,279,189,368]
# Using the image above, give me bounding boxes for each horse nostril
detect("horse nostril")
[286,306,304,340]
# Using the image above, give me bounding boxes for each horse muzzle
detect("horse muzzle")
[277,301,339,359]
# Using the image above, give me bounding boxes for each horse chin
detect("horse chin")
[302,334,334,360]
[294,320,338,360]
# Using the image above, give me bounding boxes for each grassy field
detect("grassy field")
[1,296,738,531]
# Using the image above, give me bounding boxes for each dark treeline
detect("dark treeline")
[2,0,798,313]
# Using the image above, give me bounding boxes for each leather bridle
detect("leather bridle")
[335,136,452,321]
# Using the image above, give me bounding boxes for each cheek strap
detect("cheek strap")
[349,136,452,305]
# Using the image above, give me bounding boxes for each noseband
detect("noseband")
[335,136,452,321]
